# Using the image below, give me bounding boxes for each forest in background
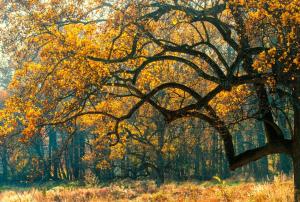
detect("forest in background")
[0,0,299,201]
[0,108,293,185]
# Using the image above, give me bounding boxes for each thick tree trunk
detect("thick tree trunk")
[293,76,300,202]
[293,152,300,202]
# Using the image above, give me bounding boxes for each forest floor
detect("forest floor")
[0,176,293,202]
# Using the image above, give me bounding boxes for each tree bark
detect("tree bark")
[293,145,300,202]
[230,140,291,170]
[293,76,300,202]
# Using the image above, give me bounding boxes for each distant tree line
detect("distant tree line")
[0,114,292,185]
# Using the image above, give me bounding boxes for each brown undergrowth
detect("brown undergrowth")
[0,176,293,202]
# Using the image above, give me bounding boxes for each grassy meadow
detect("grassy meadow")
[0,176,293,202]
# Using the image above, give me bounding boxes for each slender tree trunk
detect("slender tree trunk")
[211,133,218,176]
[79,132,85,179]
[72,133,80,180]
[256,121,269,180]
[236,125,245,175]
[155,121,165,186]
[49,128,59,180]
[60,163,66,179]
[193,121,201,180]
[33,134,47,180]
[218,137,225,177]
[71,132,83,180]
[69,145,74,180]
[1,145,8,182]
[156,151,164,186]
[194,143,201,180]
[62,133,71,180]
[53,137,59,180]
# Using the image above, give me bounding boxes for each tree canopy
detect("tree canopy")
[0,0,299,200]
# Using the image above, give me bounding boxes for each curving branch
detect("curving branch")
[139,27,227,79]
[86,33,140,64]
[230,140,292,170]
[130,55,219,84]
[140,2,226,21]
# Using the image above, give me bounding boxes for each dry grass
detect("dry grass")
[0,177,293,202]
